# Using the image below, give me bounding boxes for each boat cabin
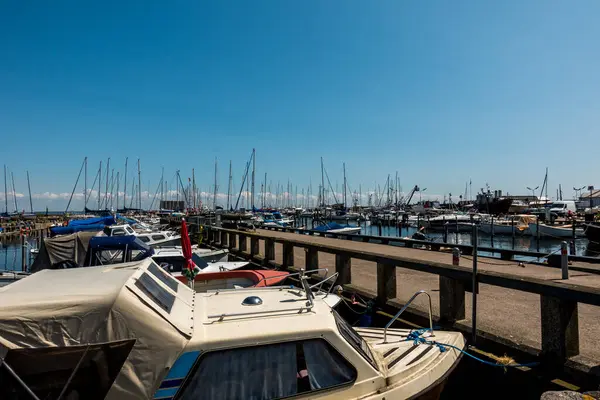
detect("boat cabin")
[0,260,464,400]
[104,224,181,247]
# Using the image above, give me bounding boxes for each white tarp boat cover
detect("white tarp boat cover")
[0,258,194,399]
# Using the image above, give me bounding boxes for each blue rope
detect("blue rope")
[405,329,540,369]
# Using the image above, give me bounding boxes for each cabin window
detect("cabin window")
[138,236,150,243]
[112,228,126,236]
[153,256,185,273]
[152,235,166,241]
[333,310,379,371]
[0,340,135,400]
[125,227,135,235]
[177,339,356,400]
[135,272,176,313]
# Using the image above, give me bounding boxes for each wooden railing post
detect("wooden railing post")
[251,236,259,257]
[229,232,237,250]
[283,242,294,268]
[439,276,466,323]
[239,234,247,253]
[220,231,228,247]
[335,253,351,285]
[265,238,275,265]
[212,229,219,244]
[540,295,579,364]
[376,262,396,304]
[305,247,318,272]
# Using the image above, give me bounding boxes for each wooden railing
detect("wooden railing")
[256,225,600,265]
[202,224,600,370]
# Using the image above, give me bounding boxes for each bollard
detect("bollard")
[561,241,569,280]
[511,215,515,249]
[21,234,27,272]
[536,217,540,253]
[443,223,448,243]
[452,247,460,266]
[569,241,576,256]
[490,216,495,247]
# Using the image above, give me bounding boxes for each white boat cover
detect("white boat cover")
[0,258,193,399]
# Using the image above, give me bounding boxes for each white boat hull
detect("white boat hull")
[479,223,530,235]
[326,227,361,235]
[528,223,584,238]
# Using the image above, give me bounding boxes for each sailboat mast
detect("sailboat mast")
[4,165,8,214]
[123,158,128,211]
[84,157,87,211]
[27,171,33,214]
[160,167,164,209]
[98,161,102,210]
[11,172,17,212]
[110,169,115,209]
[263,172,267,208]
[343,163,347,209]
[213,158,218,210]
[251,148,255,209]
[226,161,232,210]
[137,159,141,210]
[320,157,325,207]
[116,172,120,210]
[359,184,362,208]
[192,168,196,209]
[104,158,110,209]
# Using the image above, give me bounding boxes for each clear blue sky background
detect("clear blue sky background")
[1,1,599,209]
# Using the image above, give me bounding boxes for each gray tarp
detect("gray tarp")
[30,231,97,273]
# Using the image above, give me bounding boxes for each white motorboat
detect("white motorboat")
[422,213,482,232]
[528,222,585,238]
[314,222,361,235]
[151,247,249,275]
[479,215,536,235]
[103,224,181,247]
[0,261,465,399]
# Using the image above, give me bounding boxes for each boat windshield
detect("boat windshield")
[332,310,379,371]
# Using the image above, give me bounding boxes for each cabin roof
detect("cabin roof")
[191,287,338,346]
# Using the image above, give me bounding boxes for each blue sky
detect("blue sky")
[1,1,600,209]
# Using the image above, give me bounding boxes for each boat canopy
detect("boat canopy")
[30,231,97,273]
[0,258,193,399]
[69,215,116,226]
[49,215,117,236]
[49,223,107,236]
[89,235,153,254]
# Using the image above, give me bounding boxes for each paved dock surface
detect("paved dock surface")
[245,229,600,362]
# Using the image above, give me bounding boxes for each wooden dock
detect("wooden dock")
[201,224,600,380]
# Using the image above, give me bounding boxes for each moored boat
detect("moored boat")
[584,223,600,242]
[479,215,536,235]
[0,261,465,400]
[314,222,361,235]
[528,222,585,238]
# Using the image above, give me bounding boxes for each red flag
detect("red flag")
[180,218,194,273]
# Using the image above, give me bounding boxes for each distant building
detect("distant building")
[159,200,185,211]
[579,190,600,208]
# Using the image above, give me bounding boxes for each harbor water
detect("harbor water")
[2,221,597,272]
[360,222,596,258]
